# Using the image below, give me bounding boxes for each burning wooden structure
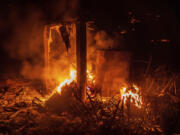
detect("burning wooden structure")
[1,0,180,134]
[43,21,87,101]
[43,20,134,101]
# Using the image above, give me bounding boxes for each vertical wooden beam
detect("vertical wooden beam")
[76,21,87,101]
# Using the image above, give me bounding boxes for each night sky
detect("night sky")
[0,0,180,80]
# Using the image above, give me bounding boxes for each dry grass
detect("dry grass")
[0,67,180,135]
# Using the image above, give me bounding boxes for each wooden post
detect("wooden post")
[43,25,50,91]
[127,95,131,124]
[76,21,87,101]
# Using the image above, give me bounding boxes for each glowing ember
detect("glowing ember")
[120,84,143,108]
[56,70,76,94]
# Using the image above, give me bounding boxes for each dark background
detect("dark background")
[0,0,179,80]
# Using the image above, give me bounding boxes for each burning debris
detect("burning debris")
[1,69,180,135]
[0,20,179,135]
[0,0,180,134]
[120,85,143,108]
[0,79,45,134]
[56,69,76,94]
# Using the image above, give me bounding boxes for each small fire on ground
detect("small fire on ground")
[55,69,143,108]
[56,69,77,94]
[56,68,95,94]
[120,85,143,108]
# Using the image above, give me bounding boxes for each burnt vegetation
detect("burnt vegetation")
[0,0,180,135]
[0,67,180,135]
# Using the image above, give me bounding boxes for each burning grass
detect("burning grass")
[0,67,180,135]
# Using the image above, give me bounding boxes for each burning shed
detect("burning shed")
[43,21,133,99]
[1,0,180,134]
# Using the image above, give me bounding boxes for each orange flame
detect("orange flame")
[56,69,95,94]
[120,84,143,108]
[56,70,76,94]
[87,70,95,83]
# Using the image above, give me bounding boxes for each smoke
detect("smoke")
[87,28,127,71]
[47,0,80,21]
[2,0,130,94]
[94,30,126,49]
[2,0,79,81]
[47,24,77,85]
[2,5,44,80]
[87,28,130,95]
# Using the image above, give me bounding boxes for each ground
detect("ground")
[0,78,180,135]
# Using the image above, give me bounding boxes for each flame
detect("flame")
[120,84,142,108]
[87,70,95,83]
[56,69,95,94]
[56,69,76,94]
